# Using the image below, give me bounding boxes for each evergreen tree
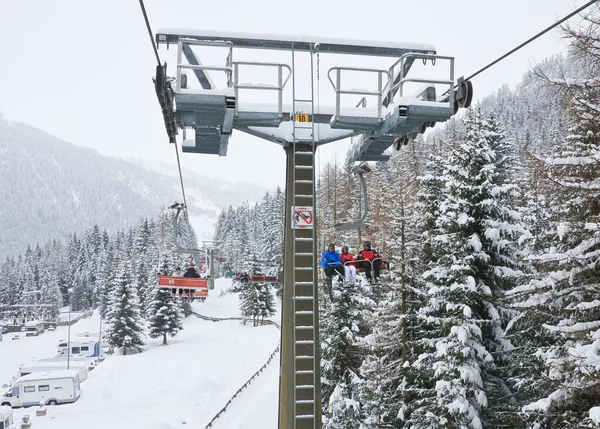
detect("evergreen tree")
[39,260,63,321]
[402,110,524,428]
[106,259,145,355]
[321,283,369,427]
[506,8,600,424]
[239,283,261,326]
[257,283,276,323]
[147,286,183,345]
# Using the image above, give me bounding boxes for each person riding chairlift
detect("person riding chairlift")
[356,240,381,283]
[340,246,357,284]
[320,243,345,280]
[183,263,201,278]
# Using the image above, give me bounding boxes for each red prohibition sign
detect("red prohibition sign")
[293,207,313,228]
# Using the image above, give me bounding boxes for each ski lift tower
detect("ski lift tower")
[153,29,472,429]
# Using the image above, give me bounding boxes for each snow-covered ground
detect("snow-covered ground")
[0,312,103,387]
[1,278,281,429]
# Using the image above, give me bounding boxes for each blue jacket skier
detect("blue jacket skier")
[320,244,344,280]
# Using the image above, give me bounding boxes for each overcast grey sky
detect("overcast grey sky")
[0,0,583,188]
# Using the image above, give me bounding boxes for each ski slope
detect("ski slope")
[1,278,281,429]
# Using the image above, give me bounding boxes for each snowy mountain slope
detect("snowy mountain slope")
[4,278,281,429]
[0,116,268,258]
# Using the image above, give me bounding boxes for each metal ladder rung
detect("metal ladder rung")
[294,296,313,301]
[296,399,315,404]
[295,180,313,184]
[294,98,314,103]
[295,252,313,256]
[296,340,314,345]
[294,195,313,199]
[295,267,313,271]
[295,325,314,330]
[295,370,315,374]
[296,355,314,359]
[295,237,313,242]
[294,151,313,155]
[296,415,316,420]
[294,165,313,170]
[296,385,314,389]
[294,281,313,285]
[295,139,315,143]
[295,310,314,315]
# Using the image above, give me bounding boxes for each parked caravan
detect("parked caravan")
[24,321,44,337]
[75,332,111,353]
[0,370,81,407]
[0,405,13,429]
[56,340,99,359]
[37,357,96,371]
[17,361,89,382]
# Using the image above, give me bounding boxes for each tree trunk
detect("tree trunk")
[163,332,167,345]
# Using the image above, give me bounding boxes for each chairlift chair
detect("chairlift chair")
[321,163,389,286]
[157,202,208,302]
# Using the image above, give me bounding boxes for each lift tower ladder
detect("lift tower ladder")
[290,42,319,429]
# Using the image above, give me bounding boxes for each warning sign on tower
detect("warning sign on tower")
[292,206,314,229]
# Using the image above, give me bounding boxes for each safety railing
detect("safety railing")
[389,53,455,108]
[190,311,280,428]
[233,61,291,119]
[176,39,234,92]
[327,67,392,123]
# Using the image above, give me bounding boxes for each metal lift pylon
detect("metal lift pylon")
[279,42,321,429]
[152,29,473,429]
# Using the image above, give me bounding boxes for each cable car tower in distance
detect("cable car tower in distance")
[152,28,472,429]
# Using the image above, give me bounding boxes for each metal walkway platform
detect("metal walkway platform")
[154,29,471,161]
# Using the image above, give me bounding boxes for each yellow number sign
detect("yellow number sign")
[295,114,310,122]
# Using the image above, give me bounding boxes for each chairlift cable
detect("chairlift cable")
[138,0,162,67]
[442,0,598,98]
[174,142,189,218]
[463,0,597,83]
[138,0,190,219]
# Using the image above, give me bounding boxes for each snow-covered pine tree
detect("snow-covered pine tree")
[39,251,63,321]
[356,300,396,428]
[402,110,525,428]
[106,258,145,355]
[147,286,183,345]
[506,8,600,425]
[257,282,276,324]
[239,282,260,326]
[320,283,370,428]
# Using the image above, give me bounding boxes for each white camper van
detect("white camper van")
[17,361,89,382]
[75,332,111,354]
[56,340,100,359]
[37,357,96,371]
[24,320,44,337]
[0,405,13,429]
[0,370,80,408]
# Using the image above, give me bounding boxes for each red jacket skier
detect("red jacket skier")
[356,240,381,283]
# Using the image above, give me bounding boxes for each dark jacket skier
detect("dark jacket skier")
[183,264,201,278]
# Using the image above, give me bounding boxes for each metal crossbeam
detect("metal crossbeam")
[157,28,436,57]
